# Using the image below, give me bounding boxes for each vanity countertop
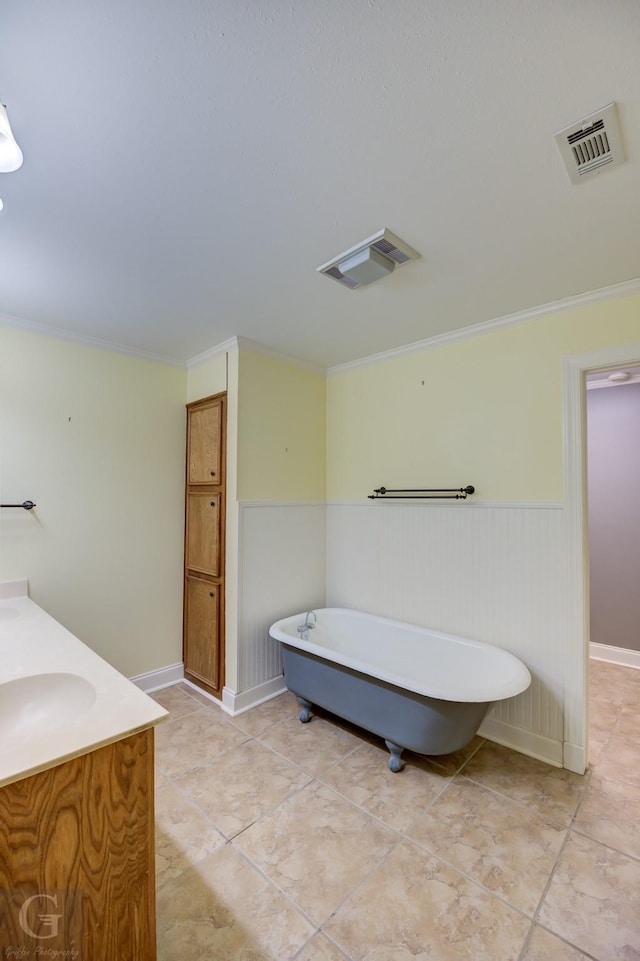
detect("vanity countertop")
[0,580,168,788]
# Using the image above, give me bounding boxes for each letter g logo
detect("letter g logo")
[18,893,63,939]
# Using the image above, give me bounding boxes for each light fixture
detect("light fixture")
[0,102,23,172]
[338,246,395,286]
[317,228,421,289]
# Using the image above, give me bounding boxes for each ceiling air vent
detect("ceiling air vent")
[317,229,420,289]
[554,102,625,184]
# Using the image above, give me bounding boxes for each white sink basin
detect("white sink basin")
[0,672,97,742]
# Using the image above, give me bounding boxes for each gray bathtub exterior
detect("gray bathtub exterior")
[281,644,491,771]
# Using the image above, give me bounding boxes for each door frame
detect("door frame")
[562,339,640,773]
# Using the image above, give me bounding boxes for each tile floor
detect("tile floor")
[152,658,640,961]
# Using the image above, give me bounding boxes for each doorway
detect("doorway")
[585,366,640,768]
[563,342,640,774]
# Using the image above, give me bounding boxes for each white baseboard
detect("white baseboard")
[478,716,563,768]
[222,675,287,716]
[563,741,587,775]
[130,662,184,693]
[590,642,640,670]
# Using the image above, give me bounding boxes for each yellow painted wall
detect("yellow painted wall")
[327,293,640,501]
[0,326,187,677]
[186,352,227,403]
[237,349,326,501]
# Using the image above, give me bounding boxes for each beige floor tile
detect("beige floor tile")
[324,839,530,961]
[420,735,485,775]
[589,657,616,674]
[598,735,640,788]
[234,780,398,925]
[320,708,384,744]
[320,741,452,833]
[538,833,640,960]
[615,705,640,742]
[463,742,585,826]
[575,772,640,860]
[589,697,620,738]
[176,684,225,711]
[407,776,566,915]
[229,691,300,736]
[592,685,629,709]
[294,934,350,960]
[157,844,314,961]
[622,668,640,691]
[589,660,634,686]
[587,733,608,769]
[258,714,364,775]
[174,738,311,838]
[155,708,250,780]
[155,782,226,888]
[155,767,169,788]
[152,684,204,719]
[589,688,621,710]
[521,926,592,960]
[622,685,640,710]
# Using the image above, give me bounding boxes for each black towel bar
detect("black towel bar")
[0,500,36,510]
[367,486,474,500]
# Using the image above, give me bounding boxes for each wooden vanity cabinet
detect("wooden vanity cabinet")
[0,729,156,959]
[183,394,226,698]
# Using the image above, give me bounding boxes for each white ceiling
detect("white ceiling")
[1,1,639,369]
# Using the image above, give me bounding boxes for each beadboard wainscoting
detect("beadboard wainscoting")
[228,501,326,712]
[326,501,570,767]
[227,498,587,771]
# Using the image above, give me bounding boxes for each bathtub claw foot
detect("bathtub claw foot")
[297,697,313,723]
[385,740,405,772]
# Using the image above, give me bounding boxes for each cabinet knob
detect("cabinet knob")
[210,471,216,476]
[209,591,215,597]
[210,501,215,507]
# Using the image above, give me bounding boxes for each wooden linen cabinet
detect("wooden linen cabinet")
[183,393,226,698]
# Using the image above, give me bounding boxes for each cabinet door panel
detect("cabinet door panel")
[186,492,220,576]
[184,578,219,690]
[188,401,222,484]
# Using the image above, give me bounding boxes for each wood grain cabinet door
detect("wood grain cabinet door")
[184,391,226,699]
[188,399,223,484]
[184,576,220,690]
[185,491,221,576]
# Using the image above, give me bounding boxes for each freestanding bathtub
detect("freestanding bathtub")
[269,608,531,771]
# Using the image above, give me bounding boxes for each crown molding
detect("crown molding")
[186,337,239,368]
[234,336,325,373]
[187,335,324,373]
[0,311,185,367]
[327,277,640,376]
[4,275,639,376]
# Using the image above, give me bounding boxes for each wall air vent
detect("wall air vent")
[554,102,625,185]
[317,229,420,289]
